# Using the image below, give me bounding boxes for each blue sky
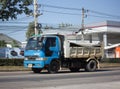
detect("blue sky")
[0,0,120,42]
[39,0,120,24]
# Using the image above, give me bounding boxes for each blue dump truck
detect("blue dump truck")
[24,33,103,73]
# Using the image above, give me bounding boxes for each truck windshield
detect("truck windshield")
[25,37,43,50]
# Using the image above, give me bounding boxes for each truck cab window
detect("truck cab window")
[45,37,56,56]
[26,37,43,50]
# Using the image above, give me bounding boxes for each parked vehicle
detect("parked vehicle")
[0,47,24,59]
[24,33,103,73]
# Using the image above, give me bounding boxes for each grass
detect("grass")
[100,63,120,68]
[0,63,120,71]
[0,66,31,71]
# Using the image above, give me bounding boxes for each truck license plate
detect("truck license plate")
[28,64,32,67]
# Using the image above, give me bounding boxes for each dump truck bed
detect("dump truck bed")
[70,46,102,58]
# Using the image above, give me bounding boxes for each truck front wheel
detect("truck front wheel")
[85,60,97,72]
[48,60,60,74]
[32,68,42,73]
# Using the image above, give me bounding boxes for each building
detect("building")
[21,42,27,48]
[78,20,120,58]
[0,33,21,47]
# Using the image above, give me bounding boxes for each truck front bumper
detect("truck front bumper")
[24,60,45,68]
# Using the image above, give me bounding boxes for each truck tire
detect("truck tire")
[48,60,60,74]
[69,68,80,72]
[85,60,97,72]
[32,68,42,73]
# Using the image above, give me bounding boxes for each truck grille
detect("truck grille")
[25,56,38,60]
[29,57,36,60]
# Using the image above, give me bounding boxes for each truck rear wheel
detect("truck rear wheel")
[32,68,42,73]
[85,60,97,72]
[48,60,60,74]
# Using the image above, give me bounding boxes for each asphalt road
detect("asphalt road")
[0,68,120,89]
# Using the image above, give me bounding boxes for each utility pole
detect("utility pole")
[34,0,38,36]
[81,8,92,43]
[81,8,85,31]
[81,8,85,41]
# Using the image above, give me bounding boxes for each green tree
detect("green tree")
[11,40,20,47]
[26,22,35,39]
[0,0,32,21]
[26,21,42,40]
[0,40,6,47]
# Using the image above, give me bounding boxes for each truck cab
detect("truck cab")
[24,35,62,73]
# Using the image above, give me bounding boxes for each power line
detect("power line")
[1,26,28,34]
[0,21,30,24]
[40,4,120,19]
[0,26,28,32]
[0,25,27,28]
[42,9,120,20]
[86,9,120,19]
[41,4,82,11]
[88,14,120,20]
[7,29,27,34]
[0,16,33,24]
[42,10,81,16]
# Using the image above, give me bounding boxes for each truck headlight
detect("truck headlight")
[36,58,47,60]
[25,57,28,60]
[36,58,44,60]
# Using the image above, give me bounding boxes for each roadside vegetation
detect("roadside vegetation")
[0,58,119,71]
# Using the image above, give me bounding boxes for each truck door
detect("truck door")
[45,37,59,57]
